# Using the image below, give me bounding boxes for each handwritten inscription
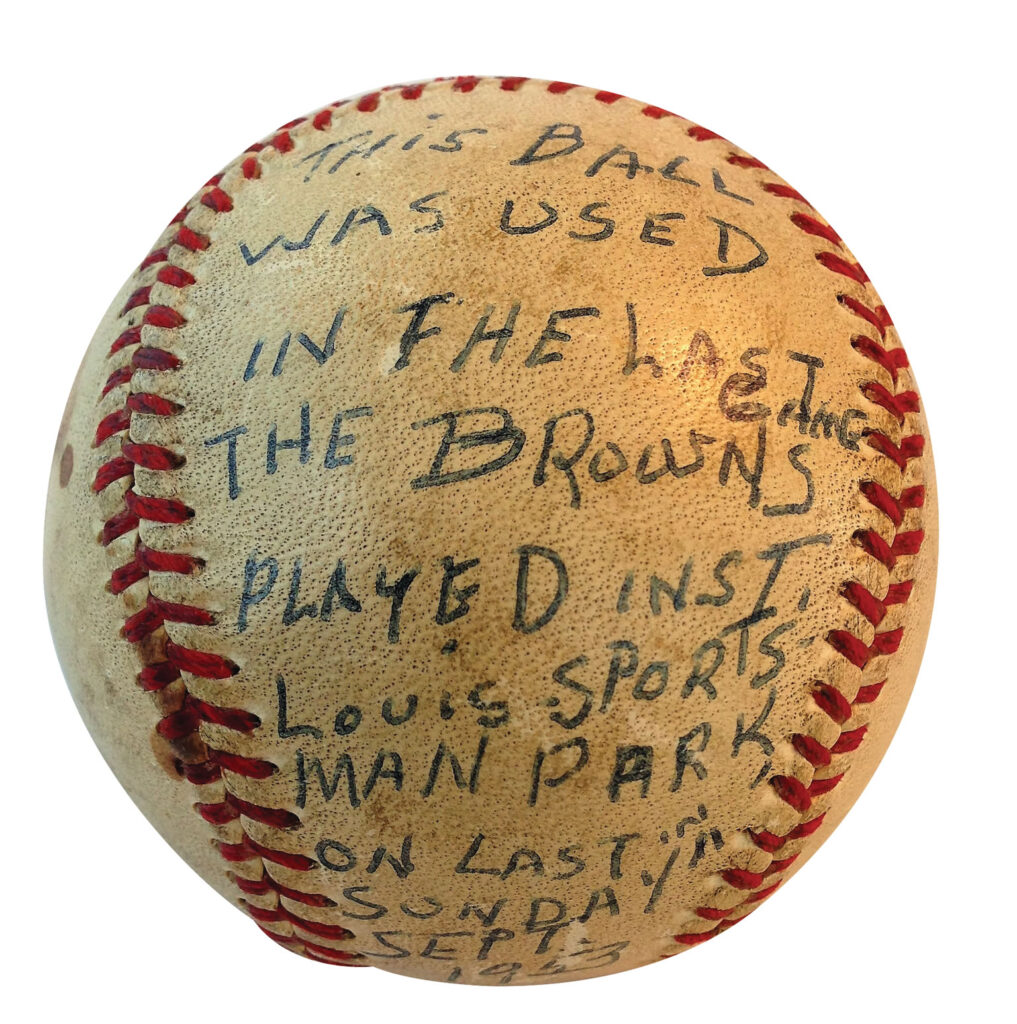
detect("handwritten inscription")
[257,534,826,816]
[199,106,871,977]
[237,118,770,279]
[206,297,863,512]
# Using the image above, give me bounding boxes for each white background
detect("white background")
[2,1,1012,1020]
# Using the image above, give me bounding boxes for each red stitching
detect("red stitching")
[853,527,896,570]
[865,431,925,471]
[122,286,152,314]
[674,118,926,946]
[92,456,133,492]
[791,212,841,245]
[826,626,903,669]
[816,251,869,284]
[95,408,131,446]
[94,172,355,963]
[140,246,170,270]
[762,182,812,206]
[123,594,215,642]
[90,78,925,965]
[174,225,210,252]
[728,154,769,170]
[121,441,184,472]
[862,381,920,422]
[243,901,354,940]
[234,870,337,907]
[110,541,202,595]
[197,794,299,830]
[201,186,234,213]
[126,392,184,417]
[687,125,723,142]
[132,346,181,371]
[262,927,365,965]
[101,365,133,397]
[229,79,702,181]
[675,677,893,943]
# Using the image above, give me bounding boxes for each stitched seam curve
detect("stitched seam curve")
[89,75,926,964]
[670,140,927,946]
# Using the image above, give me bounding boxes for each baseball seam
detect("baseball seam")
[89,75,926,965]
[670,154,926,945]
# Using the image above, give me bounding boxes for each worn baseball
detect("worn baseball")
[45,77,936,984]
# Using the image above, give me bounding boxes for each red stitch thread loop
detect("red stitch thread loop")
[156,265,196,288]
[826,629,871,669]
[175,226,210,252]
[816,251,869,284]
[854,681,886,704]
[771,775,812,813]
[95,408,131,446]
[125,490,193,524]
[831,726,867,754]
[763,182,810,206]
[102,365,134,396]
[132,346,181,371]
[137,542,202,575]
[842,580,886,625]
[840,296,894,340]
[854,527,896,570]
[102,508,139,545]
[154,693,260,742]
[791,212,841,245]
[122,286,152,314]
[247,902,353,940]
[865,432,925,471]
[122,594,215,643]
[721,868,765,890]
[727,154,769,170]
[792,734,832,767]
[209,749,277,779]
[673,928,721,946]
[198,794,300,830]
[234,871,338,908]
[92,456,133,493]
[109,325,142,355]
[813,683,853,723]
[862,381,920,422]
[127,392,184,417]
[201,186,234,213]
[808,774,844,797]
[122,441,185,472]
[296,943,366,966]
[140,246,170,271]
[167,641,237,678]
[860,480,905,526]
[177,759,222,785]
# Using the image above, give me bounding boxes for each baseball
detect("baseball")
[45,76,936,984]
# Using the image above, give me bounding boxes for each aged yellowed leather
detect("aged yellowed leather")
[45,77,936,984]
